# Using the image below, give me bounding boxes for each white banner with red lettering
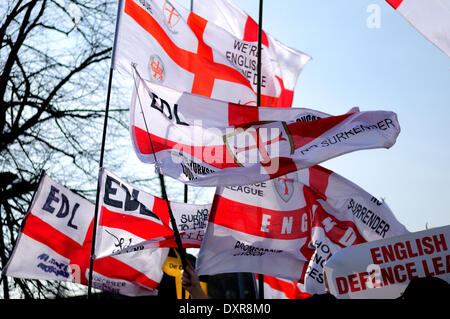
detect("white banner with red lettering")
[130,75,401,187]
[196,165,409,294]
[324,225,450,299]
[95,168,210,258]
[193,0,311,107]
[386,0,450,57]
[2,173,168,297]
[114,0,310,107]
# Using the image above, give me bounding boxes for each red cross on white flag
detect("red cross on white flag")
[2,173,168,297]
[195,165,409,293]
[113,0,310,107]
[130,76,401,187]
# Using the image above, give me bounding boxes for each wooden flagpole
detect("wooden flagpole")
[87,0,122,299]
[256,0,265,300]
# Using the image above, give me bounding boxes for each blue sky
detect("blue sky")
[122,0,450,233]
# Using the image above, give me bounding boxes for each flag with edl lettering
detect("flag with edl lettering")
[130,75,401,187]
[2,173,168,297]
[95,168,211,258]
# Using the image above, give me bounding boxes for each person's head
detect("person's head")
[400,276,450,300]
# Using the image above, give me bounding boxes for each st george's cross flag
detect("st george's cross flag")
[2,173,168,296]
[113,0,310,107]
[386,0,450,57]
[298,165,409,295]
[192,0,311,107]
[296,165,407,294]
[130,75,400,187]
[255,274,311,299]
[95,168,210,258]
[195,166,409,290]
[196,171,312,281]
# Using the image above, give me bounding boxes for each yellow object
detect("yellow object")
[162,252,207,299]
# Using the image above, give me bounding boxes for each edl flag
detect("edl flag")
[2,173,168,296]
[95,168,211,258]
[130,75,401,186]
[324,225,450,299]
[113,0,310,106]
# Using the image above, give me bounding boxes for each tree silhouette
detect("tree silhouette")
[0,0,127,298]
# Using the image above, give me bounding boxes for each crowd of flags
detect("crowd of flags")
[2,0,449,299]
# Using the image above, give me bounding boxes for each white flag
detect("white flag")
[95,168,210,258]
[113,0,310,106]
[196,171,311,281]
[2,173,168,297]
[301,165,409,295]
[130,76,400,186]
[386,0,450,57]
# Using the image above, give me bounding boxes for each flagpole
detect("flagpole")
[87,0,123,299]
[157,173,187,271]
[1,170,45,300]
[131,66,188,275]
[0,214,10,299]
[256,0,265,300]
[180,0,194,300]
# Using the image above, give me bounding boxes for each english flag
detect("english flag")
[195,165,409,292]
[193,0,311,107]
[386,0,450,57]
[130,75,400,187]
[2,173,168,297]
[113,0,310,107]
[196,171,312,281]
[95,168,210,258]
[255,274,311,299]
